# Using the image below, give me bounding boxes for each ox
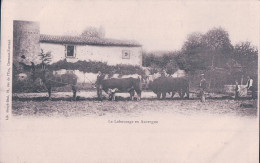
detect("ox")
[150,77,189,99]
[98,77,142,101]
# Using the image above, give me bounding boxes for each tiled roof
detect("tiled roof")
[40,34,141,47]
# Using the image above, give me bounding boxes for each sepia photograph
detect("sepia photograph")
[0,0,259,163]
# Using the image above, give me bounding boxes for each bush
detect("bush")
[43,59,145,76]
[13,75,46,93]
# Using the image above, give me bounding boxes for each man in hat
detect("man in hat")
[234,80,240,100]
[96,71,104,101]
[199,74,207,102]
[246,76,255,99]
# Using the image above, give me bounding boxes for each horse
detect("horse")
[33,69,78,100]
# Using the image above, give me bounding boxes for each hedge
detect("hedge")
[36,59,145,76]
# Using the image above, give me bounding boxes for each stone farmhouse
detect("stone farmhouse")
[13,20,142,67]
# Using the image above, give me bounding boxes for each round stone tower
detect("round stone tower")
[13,20,40,66]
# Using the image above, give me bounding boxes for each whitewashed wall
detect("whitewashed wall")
[40,43,65,64]
[40,43,142,66]
[53,69,98,84]
[171,70,186,78]
[52,69,140,85]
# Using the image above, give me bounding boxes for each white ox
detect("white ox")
[104,73,141,80]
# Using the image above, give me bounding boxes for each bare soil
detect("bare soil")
[12,91,257,117]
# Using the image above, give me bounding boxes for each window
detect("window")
[122,50,131,59]
[66,45,76,57]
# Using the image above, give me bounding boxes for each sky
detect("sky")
[2,0,259,51]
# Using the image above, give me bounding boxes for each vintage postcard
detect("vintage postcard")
[0,0,259,162]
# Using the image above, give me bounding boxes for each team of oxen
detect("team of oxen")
[18,69,189,101]
[95,73,189,101]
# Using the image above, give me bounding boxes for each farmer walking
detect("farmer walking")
[246,76,255,99]
[199,74,207,102]
[96,71,103,101]
[234,80,239,100]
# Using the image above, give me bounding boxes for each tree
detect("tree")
[165,59,179,75]
[142,51,155,67]
[202,27,233,68]
[202,27,233,89]
[180,28,233,72]
[81,26,105,38]
[179,27,234,90]
[232,41,258,77]
[182,32,204,55]
[38,49,52,70]
[232,41,258,65]
[180,32,209,72]
[175,53,190,71]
